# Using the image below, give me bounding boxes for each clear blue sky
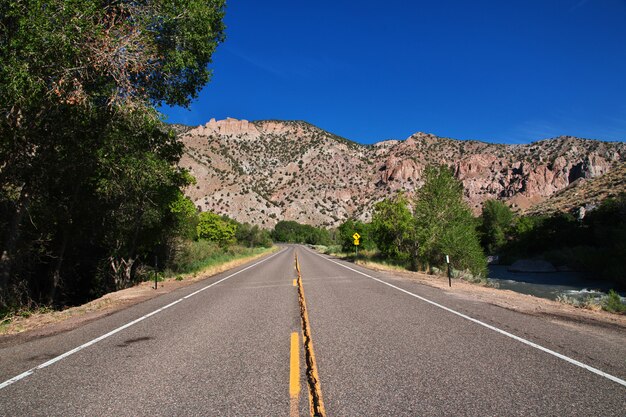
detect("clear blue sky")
[161,0,626,145]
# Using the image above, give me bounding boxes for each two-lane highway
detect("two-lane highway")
[0,247,308,416]
[1,245,625,416]
[297,247,626,415]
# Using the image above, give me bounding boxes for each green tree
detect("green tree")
[338,219,375,252]
[370,193,416,263]
[0,0,225,310]
[169,191,200,241]
[272,221,302,243]
[197,212,237,247]
[479,200,514,254]
[235,222,273,248]
[413,166,486,276]
[271,221,331,245]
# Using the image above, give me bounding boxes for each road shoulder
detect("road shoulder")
[327,253,626,331]
[0,246,279,346]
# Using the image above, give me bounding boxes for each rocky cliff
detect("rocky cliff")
[177,118,625,227]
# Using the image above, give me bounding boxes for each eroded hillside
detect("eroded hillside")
[178,118,625,227]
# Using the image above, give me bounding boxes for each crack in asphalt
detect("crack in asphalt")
[295,253,326,417]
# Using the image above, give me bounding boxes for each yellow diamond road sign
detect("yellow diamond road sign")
[352,232,361,240]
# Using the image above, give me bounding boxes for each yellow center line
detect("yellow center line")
[289,332,301,417]
[293,279,297,287]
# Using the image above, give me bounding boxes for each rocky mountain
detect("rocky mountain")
[177,118,626,227]
[525,161,626,217]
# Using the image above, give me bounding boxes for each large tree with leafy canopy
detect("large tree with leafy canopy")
[413,166,486,276]
[370,194,416,262]
[0,0,225,310]
[479,199,513,254]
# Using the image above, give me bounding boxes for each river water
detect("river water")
[487,265,619,301]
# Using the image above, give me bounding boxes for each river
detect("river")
[487,265,620,301]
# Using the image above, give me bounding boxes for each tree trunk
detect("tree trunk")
[0,192,29,304]
[48,230,69,306]
[48,182,82,305]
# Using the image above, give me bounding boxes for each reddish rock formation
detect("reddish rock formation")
[177,118,626,226]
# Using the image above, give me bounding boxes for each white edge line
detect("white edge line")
[0,248,286,390]
[307,248,626,388]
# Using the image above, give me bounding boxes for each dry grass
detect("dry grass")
[355,258,407,272]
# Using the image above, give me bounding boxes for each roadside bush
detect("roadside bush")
[271,221,331,245]
[235,222,272,248]
[370,193,415,262]
[197,212,237,247]
[168,239,223,273]
[603,290,626,314]
[338,219,376,252]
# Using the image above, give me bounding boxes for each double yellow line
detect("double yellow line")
[290,252,326,417]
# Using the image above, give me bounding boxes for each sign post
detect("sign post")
[352,233,361,258]
[446,255,451,287]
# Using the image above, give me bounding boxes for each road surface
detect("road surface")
[1,245,625,416]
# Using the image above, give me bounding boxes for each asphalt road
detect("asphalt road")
[1,245,625,416]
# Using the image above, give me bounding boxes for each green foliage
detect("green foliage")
[501,193,626,287]
[0,0,225,110]
[479,200,513,254]
[413,166,486,276]
[370,194,416,262]
[197,212,237,247]
[170,193,200,240]
[0,0,225,310]
[235,222,273,248]
[271,221,331,245]
[603,290,626,314]
[369,166,486,276]
[338,219,376,252]
[167,240,269,276]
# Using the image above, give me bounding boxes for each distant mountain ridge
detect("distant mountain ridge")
[176,118,626,227]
